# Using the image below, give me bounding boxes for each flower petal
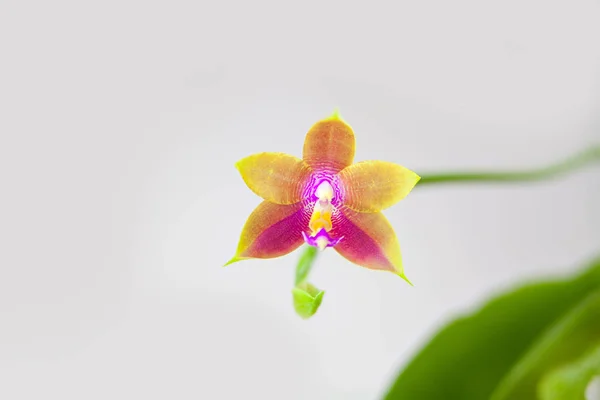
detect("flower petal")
[226,201,311,265]
[331,207,411,283]
[236,152,312,205]
[338,161,420,212]
[302,114,355,173]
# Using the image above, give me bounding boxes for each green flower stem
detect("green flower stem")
[295,245,319,286]
[417,145,600,186]
[292,246,324,319]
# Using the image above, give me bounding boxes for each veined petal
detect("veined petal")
[331,207,411,283]
[236,152,312,205]
[226,201,311,265]
[338,161,420,212]
[302,113,355,173]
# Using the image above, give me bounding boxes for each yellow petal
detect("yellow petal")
[338,161,420,212]
[236,152,312,205]
[302,114,355,173]
[226,201,311,265]
[331,207,411,283]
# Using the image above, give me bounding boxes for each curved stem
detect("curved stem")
[295,245,319,286]
[417,146,600,186]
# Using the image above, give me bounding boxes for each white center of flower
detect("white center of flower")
[315,181,333,202]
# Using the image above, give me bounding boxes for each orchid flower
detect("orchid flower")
[225,111,420,283]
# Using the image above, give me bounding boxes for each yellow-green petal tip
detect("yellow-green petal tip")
[223,256,243,267]
[398,272,414,286]
[327,108,346,123]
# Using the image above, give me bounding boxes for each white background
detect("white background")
[1,0,599,398]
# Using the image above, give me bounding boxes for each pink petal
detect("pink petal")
[226,201,311,265]
[330,207,411,283]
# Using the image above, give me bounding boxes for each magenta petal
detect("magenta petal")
[330,207,406,277]
[227,201,312,264]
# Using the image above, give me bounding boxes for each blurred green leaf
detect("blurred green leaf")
[295,245,318,286]
[490,291,600,399]
[292,283,324,319]
[538,343,600,400]
[384,256,600,400]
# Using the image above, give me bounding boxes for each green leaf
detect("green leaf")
[538,343,600,400]
[295,245,318,286]
[491,290,600,399]
[384,256,600,400]
[292,282,324,319]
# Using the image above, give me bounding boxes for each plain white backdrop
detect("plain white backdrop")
[1,0,599,398]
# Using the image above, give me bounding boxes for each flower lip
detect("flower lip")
[302,228,343,250]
